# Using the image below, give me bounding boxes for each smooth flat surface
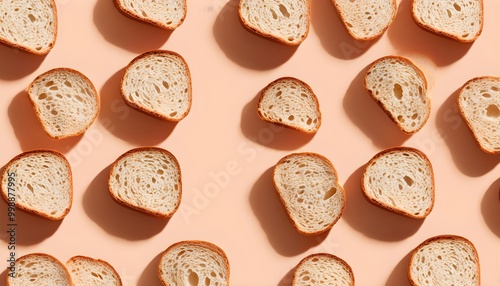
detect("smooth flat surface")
[1,0,500,285]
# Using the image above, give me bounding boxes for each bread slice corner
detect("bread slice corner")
[66,255,122,286]
[114,0,187,30]
[293,253,354,286]
[6,253,73,286]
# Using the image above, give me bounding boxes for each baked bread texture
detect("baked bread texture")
[0,0,57,54]
[411,0,483,43]
[66,256,122,286]
[6,253,73,286]
[27,68,100,140]
[158,240,230,286]
[408,235,480,286]
[108,147,182,218]
[238,0,310,46]
[332,0,397,40]
[364,55,430,134]
[293,253,354,286]
[458,76,500,154]
[114,0,187,30]
[1,150,72,220]
[257,77,321,134]
[273,152,346,235]
[121,50,192,122]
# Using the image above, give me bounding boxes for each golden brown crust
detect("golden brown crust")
[66,255,123,286]
[6,253,73,286]
[292,253,355,286]
[113,0,187,30]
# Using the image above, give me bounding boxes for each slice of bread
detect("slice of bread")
[158,240,230,286]
[66,256,122,286]
[1,150,72,220]
[114,0,186,30]
[257,77,321,134]
[364,55,430,134]
[0,0,57,55]
[293,253,354,286]
[7,253,73,286]
[108,147,182,218]
[273,153,346,235]
[412,0,483,43]
[408,235,480,286]
[458,76,500,154]
[332,0,397,40]
[27,68,100,140]
[238,0,310,46]
[361,147,434,219]
[120,50,192,122]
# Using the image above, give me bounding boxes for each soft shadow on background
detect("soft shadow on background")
[93,0,170,53]
[342,166,424,241]
[386,250,412,286]
[481,178,500,238]
[138,252,163,286]
[0,45,45,80]
[249,167,327,257]
[435,89,500,177]
[213,0,298,70]
[278,267,296,286]
[83,165,168,240]
[98,69,177,146]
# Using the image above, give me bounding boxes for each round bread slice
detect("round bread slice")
[332,0,397,41]
[108,147,182,218]
[66,256,122,286]
[7,253,73,286]
[411,0,483,43]
[158,240,230,286]
[293,253,354,286]
[361,147,434,219]
[0,0,57,55]
[364,55,430,134]
[1,150,72,220]
[27,68,100,140]
[238,0,311,46]
[257,77,321,134]
[114,0,186,30]
[408,235,480,286]
[273,153,346,235]
[457,76,500,154]
[120,50,192,122]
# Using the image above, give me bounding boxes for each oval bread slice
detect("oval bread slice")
[273,153,346,235]
[361,147,434,219]
[293,253,354,286]
[114,0,187,30]
[66,256,122,286]
[457,76,500,154]
[1,150,73,220]
[121,50,192,122]
[257,77,321,134]
[158,240,230,286]
[28,68,100,140]
[108,147,182,218]
[408,235,480,286]
[7,253,73,286]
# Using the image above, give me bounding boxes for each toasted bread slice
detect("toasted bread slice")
[238,0,310,46]
[458,76,500,154]
[0,0,57,55]
[411,0,483,43]
[27,68,100,140]
[66,256,122,286]
[293,253,354,286]
[361,147,434,219]
[1,150,72,220]
[408,235,480,286]
[257,77,321,134]
[121,50,192,122]
[114,0,186,30]
[332,0,397,40]
[7,253,73,286]
[108,147,182,218]
[273,153,346,235]
[364,55,430,134]
[158,240,230,286]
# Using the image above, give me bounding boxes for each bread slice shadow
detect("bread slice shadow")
[385,249,412,286]
[0,45,45,80]
[137,251,163,286]
[481,178,500,238]
[82,164,168,240]
[277,266,296,286]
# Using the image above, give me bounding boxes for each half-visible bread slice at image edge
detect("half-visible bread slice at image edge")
[408,235,480,286]
[293,253,355,286]
[66,256,122,286]
[238,0,311,46]
[1,150,73,220]
[273,152,346,235]
[458,76,500,154]
[108,147,182,218]
[6,253,73,286]
[114,0,187,30]
[257,77,321,134]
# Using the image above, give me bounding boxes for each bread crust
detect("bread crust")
[113,0,187,30]
[6,252,73,286]
[1,149,73,220]
[292,253,355,286]
[66,255,122,286]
